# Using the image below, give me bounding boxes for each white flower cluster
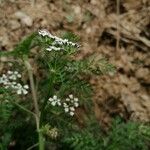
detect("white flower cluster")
[48,95,61,106]
[0,71,29,95]
[38,29,79,52]
[48,94,79,116]
[63,94,79,116]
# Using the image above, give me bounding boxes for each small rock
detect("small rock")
[73,6,81,15]
[14,11,33,27]
[9,20,20,30]
[0,35,9,46]
[86,27,92,34]
[91,0,97,5]
[135,68,149,81]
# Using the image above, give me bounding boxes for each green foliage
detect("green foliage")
[104,119,150,150]
[61,32,80,42]
[0,30,116,149]
[61,118,102,150]
[61,118,150,150]
[0,33,37,58]
[0,88,37,150]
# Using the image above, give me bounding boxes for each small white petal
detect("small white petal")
[69,112,74,116]
[63,103,68,107]
[23,89,28,95]
[74,98,78,102]
[64,107,69,112]
[38,29,49,36]
[17,83,22,87]
[48,98,53,102]
[17,74,21,78]
[74,102,79,107]
[14,71,19,75]
[24,85,29,89]
[53,95,57,100]
[70,107,75,111]
[69,94,73,99]
[46,47,52,51]
[66,98,70,102]
[57,102,61,106]
[17,89,22,95]
[51,101,56,106]
[7,71,13,74]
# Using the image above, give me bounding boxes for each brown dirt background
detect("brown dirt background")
[0,0,150,128]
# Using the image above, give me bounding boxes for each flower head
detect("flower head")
[63,94,79,116]
[48,95,61,106]
[48,94,79,117]
[0,70,29,95]
[38,29,80,52]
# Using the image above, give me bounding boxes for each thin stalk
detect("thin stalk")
[27,143,39,150]
[11,100,35,117]
[24,59,39,118]
[116,0,120,59]
[24,56,44,150]
[39,132,45,150]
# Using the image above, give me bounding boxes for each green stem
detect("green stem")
[27,143,39,150]
[39,131,45,150]
[23,56,45,150]
[11,100,35,117]
[24,57,40,118]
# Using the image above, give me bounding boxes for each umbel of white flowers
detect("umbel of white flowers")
[48,94,79,116]
[0,71,29,95]
[38,29,79,51]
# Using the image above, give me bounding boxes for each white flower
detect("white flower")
[74,102,79,107]
[0,74,9,84]
[66,98,70,102]
[7,71,13,74]
[64,107,69,112]
[0,71,29,95]
[63,94,80,116]
[38,29,80,51]
[51,101,56,106]
[53,95,57,100]
[56,99,61,106]
[69,111,74,116]
[46,47,52,51]
[38,29,50,37]
[46,46,61,51]
[7,71,22,80]
[74,98,78,102]
[70,107,75,111]
[63,102,68,107]
[48,95,62,106]
[48,94,79,117]
[48,98,53,102]
[69,94,74,99]
[16,84,28,95]
[24,85,29,89]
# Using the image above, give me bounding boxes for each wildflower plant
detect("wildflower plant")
[0,29,115,149]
